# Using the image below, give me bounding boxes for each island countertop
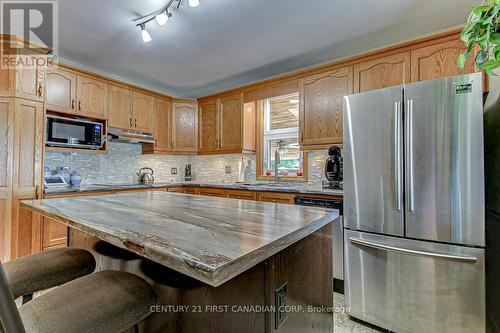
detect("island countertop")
[21,191,339,287]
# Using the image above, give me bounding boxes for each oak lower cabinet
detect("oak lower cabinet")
[108,84,133,129]
[11,99,44,259]
[197,187,227,197]
[299,66,353,148]
[353,52,411,93]
[226,190,257,201]
[41,217,68,250]
[410,39,477,82]
[172,101,199,154]
[143,98,172,154]
[0,98,13,262]
[198,93,255,154]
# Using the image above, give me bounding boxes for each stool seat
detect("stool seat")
[3,248,96,299]
[19,270,157,333]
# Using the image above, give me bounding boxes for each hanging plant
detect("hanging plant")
[458,0,500,75]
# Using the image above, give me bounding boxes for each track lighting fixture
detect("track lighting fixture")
[140,24,152,43]
[134,0,200,42]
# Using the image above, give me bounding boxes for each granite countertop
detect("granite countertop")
[44,181,344,196]
[21,191,339,287]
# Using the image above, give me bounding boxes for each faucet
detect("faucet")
[274,140,288,184]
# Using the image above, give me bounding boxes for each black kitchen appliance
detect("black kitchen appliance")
[45,114,105,150]
[323,145,343,189]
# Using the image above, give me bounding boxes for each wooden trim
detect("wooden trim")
[53,62,174,101]
[197,28,464,102]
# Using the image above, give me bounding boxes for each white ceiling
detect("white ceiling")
[54,0,480,97]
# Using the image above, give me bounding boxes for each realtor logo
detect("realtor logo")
[0,0,58,58]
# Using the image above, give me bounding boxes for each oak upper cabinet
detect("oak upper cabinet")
[353,52,411,93]
[198,93,255,154]
[108,84,133,129]
[199,99,219,153]
[219,94,244,151]
[172,101,198,153]
[14,55,47,102]
[410,39,477,82]
[46,67,77,114]
[76,75,109,119]
[299,66,353,147]
[143,98,172,154]
[132,92,153,132]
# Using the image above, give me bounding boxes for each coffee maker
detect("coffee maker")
[322,146,343,190]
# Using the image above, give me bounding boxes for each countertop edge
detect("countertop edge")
[20,199,340,287]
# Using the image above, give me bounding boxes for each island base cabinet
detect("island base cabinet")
[68,222,333,333]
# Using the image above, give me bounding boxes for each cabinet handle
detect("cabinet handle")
[35,185,39,200]
[129,118,132,128]
[78,101,81,111]
[37,84,43,97]
[300,130,304,143]
[71,99,75,110]
[135,118,137,128]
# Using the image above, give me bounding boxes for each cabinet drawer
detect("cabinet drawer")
[197,188,227,197]
[257,192,295,204]
[42,218,68,249]
[226,190,257,201]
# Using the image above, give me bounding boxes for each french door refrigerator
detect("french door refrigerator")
[343,72,485,333]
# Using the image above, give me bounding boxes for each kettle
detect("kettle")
[137,167,154,184]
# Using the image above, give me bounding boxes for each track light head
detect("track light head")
[140,24,152,43]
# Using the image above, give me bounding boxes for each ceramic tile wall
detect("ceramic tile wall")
[45,142,329,184]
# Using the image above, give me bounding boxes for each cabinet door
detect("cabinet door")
[15,55,46,102]
[172,102,198,153]
[410,39,477,82]
[153,98,172,151]
[42,217,68,249]
[0,57,14,97]
[12,99,44,258]
[108,85,132,129]
[199,99,219,152]
[226,190,257,201]
[46,67,77,114]
[219,93,243,151]
[353,52,410,93]
[132,92,153,132]
[0,98,13,262]
[300,66,353,146]
[76,76,109,119]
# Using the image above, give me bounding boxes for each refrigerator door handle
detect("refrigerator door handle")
[406,99,415,211]
[394,101,402,211]
[349,237,478,263]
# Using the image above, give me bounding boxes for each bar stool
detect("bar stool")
[0,262,157,333]
[3,247,96,304]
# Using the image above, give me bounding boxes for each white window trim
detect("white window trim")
[263,97,302,173]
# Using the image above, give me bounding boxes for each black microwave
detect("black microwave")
[45,115,105,149]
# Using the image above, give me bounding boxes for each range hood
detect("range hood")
[107,128,155,144]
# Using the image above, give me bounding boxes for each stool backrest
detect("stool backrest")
[0,261,25,333]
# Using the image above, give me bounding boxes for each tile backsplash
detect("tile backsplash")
[44,142,329,185]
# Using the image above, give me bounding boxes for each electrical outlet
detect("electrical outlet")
[225,166,232,174]
[275,282,288,329]
[171,167,177,175]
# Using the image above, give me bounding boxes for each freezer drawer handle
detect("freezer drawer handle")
[349,237,478,263]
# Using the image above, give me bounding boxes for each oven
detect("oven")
[45,114,105,149]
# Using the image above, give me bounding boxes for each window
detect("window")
[259,92,305,179]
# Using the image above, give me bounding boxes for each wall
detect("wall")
[44,142,329,185]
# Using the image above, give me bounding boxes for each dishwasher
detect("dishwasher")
[294,196,344,293]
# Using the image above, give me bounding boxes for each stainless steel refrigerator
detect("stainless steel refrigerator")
[343,72,485,333]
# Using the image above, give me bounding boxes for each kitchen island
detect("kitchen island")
[21,191,339,332]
